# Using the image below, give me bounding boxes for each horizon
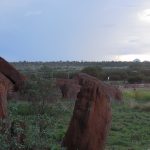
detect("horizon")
[10,59,150,63]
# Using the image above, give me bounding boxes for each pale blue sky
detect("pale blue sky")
[0,0,150,61]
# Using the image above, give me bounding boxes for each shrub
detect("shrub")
[128,75,142,84]
[81,66,104,80]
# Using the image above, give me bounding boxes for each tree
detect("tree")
[81,66,104,80]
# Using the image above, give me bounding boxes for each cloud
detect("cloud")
[138,9,150,23]
[118,54,150,61]
[25,10,42,17]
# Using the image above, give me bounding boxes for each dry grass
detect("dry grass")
[128,100,150,111]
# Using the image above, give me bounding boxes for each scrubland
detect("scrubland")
[0,88,149,150]
[0,61,150,150]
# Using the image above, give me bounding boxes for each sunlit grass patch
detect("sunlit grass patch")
[123,88,150,102]
[107,103,150,150]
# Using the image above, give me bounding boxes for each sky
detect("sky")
[0,0,150,62]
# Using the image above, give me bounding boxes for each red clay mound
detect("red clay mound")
[0,72,14,118]
[56,79,80,99]
[0,57,26,118]
[62,73,112,150]
[0,57,26,90]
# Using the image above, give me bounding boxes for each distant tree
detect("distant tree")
[133,59,141,62]
[129,62,143,71]
[104,69,128,81]
[81,66,104,80]
[142,76,150,83]
[128,75,143,84]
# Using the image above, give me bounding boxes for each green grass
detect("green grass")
[123,88,150,111]
[123,88,150,102]
[0,93,150,150]
[106,103,150,150]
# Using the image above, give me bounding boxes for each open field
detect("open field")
[0,61,150,149]
[123,88,150,101]
[0,88,150,150]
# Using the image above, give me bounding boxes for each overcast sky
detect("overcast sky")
[0,0,150,61]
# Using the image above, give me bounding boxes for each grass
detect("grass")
[123,88,150,102]
[106,103,150,150]
[128,101,150,111]
[0,89,150,150]
[123,88,150,112]
[7,100,74,150]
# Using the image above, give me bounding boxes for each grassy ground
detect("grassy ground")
[123,88,150,102]
[107,103,150,150]
[0,89,150,150]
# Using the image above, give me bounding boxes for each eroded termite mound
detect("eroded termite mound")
[0,57,26,118]
[62,73,120,150]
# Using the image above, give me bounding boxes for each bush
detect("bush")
[105,70,128,81]
[81,66,104,80]
[128,75,142,84]
[19,77,60,106]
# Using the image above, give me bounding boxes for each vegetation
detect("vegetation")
[107,101,150,150]
[12,61,150,83]
[0,93,150,150]
[0,61,149,149]
[81,66,104,79]
[123,88,150,102]
[0,100,72,150]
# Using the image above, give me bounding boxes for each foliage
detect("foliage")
[81,66,104,80]
[12,61,150,83]
[104,70,128,81]
[127,75,143,84]
[1,61,149,149]
[1,90,150,150]
[0,100,74,150]
[20,77,60,104]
